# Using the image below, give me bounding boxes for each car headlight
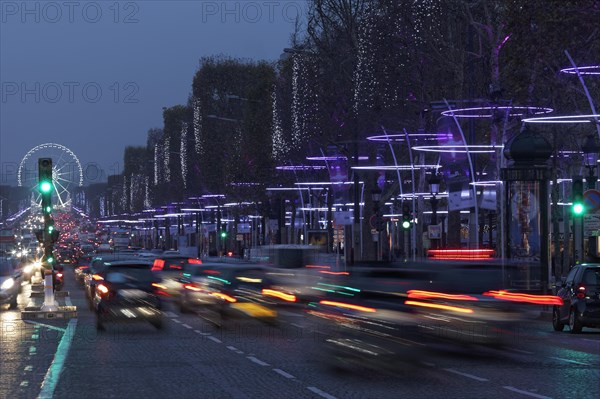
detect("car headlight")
[1,278,15,290]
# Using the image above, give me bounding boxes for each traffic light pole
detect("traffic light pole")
[38,158,58,312]
[573,176,584,264]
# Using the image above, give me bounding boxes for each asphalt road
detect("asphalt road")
[1,269,599,399]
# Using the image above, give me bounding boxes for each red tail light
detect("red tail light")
[184,283,202,292]
[97,284,111,299]
[152,259,165,271]
[262,288,297,302]
[188,258,202,264]
[577,286,586,299]
[92,274,104,281]
[483,290,563,305]
[211,292,237,303]
[56,273,63,278]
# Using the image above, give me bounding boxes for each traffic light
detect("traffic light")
[220,231,227,239]
[402,204,412,229]
[39,158,53,215]
[572,176,584,216]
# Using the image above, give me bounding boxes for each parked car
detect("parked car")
[92,260,163,331]
[553,263,600,333]
[0,257,22,309]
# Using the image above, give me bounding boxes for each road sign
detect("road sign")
[584,214,600,236]
[584,189,600,212]
[334,211,353,225]
[428,224,441,239]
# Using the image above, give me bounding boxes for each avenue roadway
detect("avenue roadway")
[1,271,599,399]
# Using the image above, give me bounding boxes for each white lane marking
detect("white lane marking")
[549,356,591,366]
[29,346,37,355]
[503,386,553,399]
[443,368,489,382]
[20,381,29,387]
[279,310,303,317]
[208,336,222,344]
[509,348,535,355]
[226,346,238,351]
[172,319,182,324]
[583,338,599,343]
[65,296,72,306]
[24,366,33,372]
[182,323,193,329]
[307,386,338,399]
[164,311,179,318]
[195,330,211,336]
[23,320,66,333]
[247,356,269,366]
[420,361,436,367]
[273,368,295,379]
[290,323,304,329]
[38,318,78,399]
[31,334,39,340]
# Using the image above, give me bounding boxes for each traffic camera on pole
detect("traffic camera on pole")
[572,176,584,216]
[402,204,412,229]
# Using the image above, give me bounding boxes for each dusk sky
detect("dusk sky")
[0,1,307,186]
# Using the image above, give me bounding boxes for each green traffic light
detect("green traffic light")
[573,203,585,215]
[48,225,54,232]
[402,220,411,229]
[45,206,52,213]
[40,181,53,193]
[220,231,227,238]
[47,256,54,264]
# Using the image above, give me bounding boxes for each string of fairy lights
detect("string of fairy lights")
[271,88,286,161]
[163,136,170,183]
[193,97,203,156]
[180,122,188,189]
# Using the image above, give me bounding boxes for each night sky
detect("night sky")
[1,1,306,186]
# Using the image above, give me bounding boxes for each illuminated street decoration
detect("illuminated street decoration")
[193,97,202,155]
[181,122,188,189]
[560,65,600,75]
[163,136,170,183]
[271,89,286,160]
[413,145,503,153]
[522,114,600,124]
[441,106,553,118]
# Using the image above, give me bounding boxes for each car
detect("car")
[83,254,139,307]
[151,256,203,297]
[0,257,22,310]
[178,264,278,327]
[92,260,163,331]
[553,263,600,333]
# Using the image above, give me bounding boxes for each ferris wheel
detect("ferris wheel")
[18,143,83,207]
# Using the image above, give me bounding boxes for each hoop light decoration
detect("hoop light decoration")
[522,114,600,124]
[412,145,503,153]
[351,164,442,171]
[560,66,600,76]
[469,180,503,187]
[441,106,553,118]
[366,132,450,142]
[275,165,327,171]
[306,155,370,161]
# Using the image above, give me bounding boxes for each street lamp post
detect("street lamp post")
[371,188,382,261]
[581,134,600,261]
[582,134,600,190]
[428,172,441,249]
